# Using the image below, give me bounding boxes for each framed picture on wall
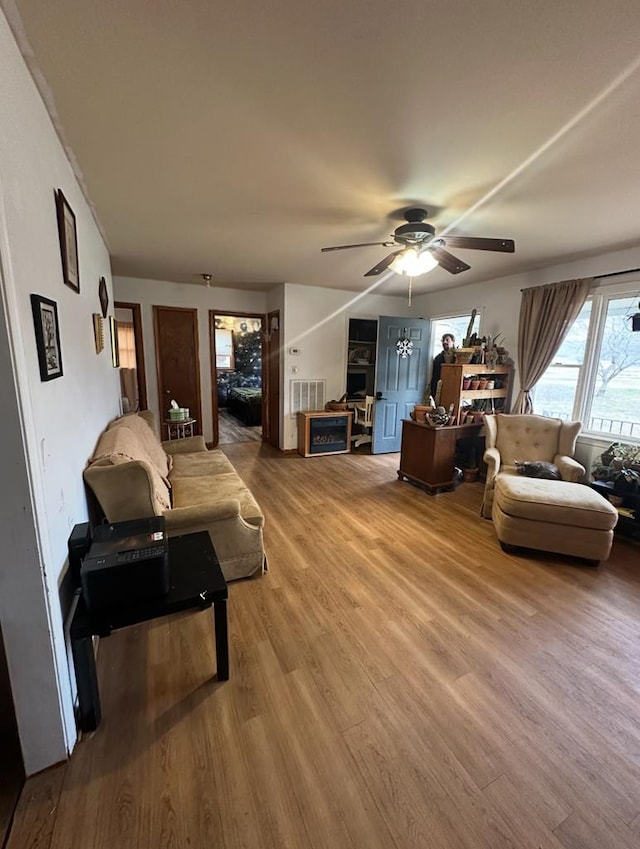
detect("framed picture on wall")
[93,313,104,354]
[98,276,109,317]
[31,294,63,381]
[109,316,120,367]
[55,188,80,292]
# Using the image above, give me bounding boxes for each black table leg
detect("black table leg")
[70,624,102,732]
[213,599,229,680]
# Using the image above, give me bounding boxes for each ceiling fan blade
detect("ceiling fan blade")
[443,236,515,253]
[364,250,403,277]
[321,241,395,253]
[430,247,471,275]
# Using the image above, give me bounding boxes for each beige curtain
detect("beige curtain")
[117,321,136,369]
[514,277,593,414]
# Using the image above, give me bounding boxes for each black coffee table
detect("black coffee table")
[71,531,228,732]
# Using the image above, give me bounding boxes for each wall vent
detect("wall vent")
[290,379,326,417]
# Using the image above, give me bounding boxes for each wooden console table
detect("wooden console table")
[397,419,482,494]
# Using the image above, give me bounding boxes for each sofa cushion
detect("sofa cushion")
[495,477,618,531]
[89,426,171,512]
[109,413,170,478]
[169,449,236,479]
[171,473,264,527]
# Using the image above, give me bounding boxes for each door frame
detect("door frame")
[264,310,281,449]
[209,310,268,447]
[114,301,147,411]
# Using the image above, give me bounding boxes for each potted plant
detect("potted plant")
[591,443,640,509]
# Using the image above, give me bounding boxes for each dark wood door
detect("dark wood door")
[154,306,202,436]
[264,310,280,449]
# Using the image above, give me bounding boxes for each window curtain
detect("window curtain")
[117,321,136,369]
[514,277,593,414]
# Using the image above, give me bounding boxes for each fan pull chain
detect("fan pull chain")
[408,275,413,307]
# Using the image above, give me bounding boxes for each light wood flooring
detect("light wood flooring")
[217,409,262,444]
[9,444,640,849]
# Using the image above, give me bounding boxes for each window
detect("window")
[430,314,474,360]
[530,301,591,422]
[215,328,235,370]
[532,288,640,440]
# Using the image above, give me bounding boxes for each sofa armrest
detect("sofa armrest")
[554,454,586,482]
[161,435,208,454]
[163,500,265,582]
[483,446,501,486]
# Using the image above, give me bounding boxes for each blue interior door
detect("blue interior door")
[372,316,430,454]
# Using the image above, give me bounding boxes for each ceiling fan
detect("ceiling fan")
[321,207,515,277]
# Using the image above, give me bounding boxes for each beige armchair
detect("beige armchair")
[481,413,585,519]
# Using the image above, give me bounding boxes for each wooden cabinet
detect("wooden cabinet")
[439,363,513,424]
[398,419,482,493]
[297,411,353,457]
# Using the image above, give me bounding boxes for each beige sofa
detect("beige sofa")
[481,413,585,519]
[83,411,265,582]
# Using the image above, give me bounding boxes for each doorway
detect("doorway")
[210,312,267,446]
[114,302,147,412]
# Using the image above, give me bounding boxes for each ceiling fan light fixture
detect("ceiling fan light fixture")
[390,248,439,277]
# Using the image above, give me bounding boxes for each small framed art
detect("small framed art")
[93,313,104,354]
[98,276,109,318]
[31,294,63,381]
[55,188,80,292]
[109,316,120,367]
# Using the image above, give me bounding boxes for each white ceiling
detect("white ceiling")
[7,0,640,296]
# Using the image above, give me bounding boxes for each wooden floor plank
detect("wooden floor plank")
[9,443,640,849]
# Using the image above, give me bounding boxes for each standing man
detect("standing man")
[430,333,455,399]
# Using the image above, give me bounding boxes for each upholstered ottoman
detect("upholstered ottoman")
[493,476,618,564]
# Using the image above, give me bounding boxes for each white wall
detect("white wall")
[113,277,415,451]
[0,9,120,772]
[113,276,268,443]
[281,283,417,449]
